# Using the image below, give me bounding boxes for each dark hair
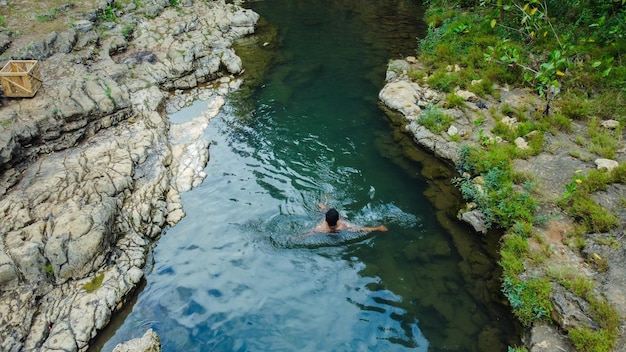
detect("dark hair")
[325,208,339,226]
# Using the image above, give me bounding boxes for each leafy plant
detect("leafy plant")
[502,276,552,326]
[99,6,117,22]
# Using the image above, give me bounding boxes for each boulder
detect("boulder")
[379,80,423,119]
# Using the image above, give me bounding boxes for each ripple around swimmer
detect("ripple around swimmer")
[268,203,419,248]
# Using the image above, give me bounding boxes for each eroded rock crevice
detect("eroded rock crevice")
[0,1,259,350]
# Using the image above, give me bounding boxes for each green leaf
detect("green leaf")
[491,19,497,28]
[603,67,612,77]
[593,61,602,68]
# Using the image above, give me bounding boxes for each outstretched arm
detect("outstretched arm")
[358,225,388,232]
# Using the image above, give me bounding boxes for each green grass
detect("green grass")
[558,165,624,235]
[417,105,452,134]
[502,276,552,326]
[445,92,465,108]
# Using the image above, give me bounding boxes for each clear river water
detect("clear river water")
[95,0,520,351]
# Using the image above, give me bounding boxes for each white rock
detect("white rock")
[447,125,459,136]
[601,119,619,129]
[595,158,619,171]
[501,116,518,128]
[455,89,477,101]
[515,137,529,150]
[113,329,161,352]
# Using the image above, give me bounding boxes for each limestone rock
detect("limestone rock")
[447,125,459,136]
[74,20,94,32]
[0,1,260,350]
[515,137,529,150]
[551,284,599,331]
[455,89,478,102]
[219,48,243,74]
[501,116,518,128]
[595,158,619,171]
[460,209,488,234]
[601,119,619,129]
[379,80,423,119]
[529,323,575,352]
[113,329,161,352]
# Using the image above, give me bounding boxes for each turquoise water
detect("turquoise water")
[96,1,519,351]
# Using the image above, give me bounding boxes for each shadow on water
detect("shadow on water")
[93,0,521,351]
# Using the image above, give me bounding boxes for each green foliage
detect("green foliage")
[502,276,552,326]
[99,6,117,22]
[559,169,620,234]
[587,118,621,159]
[35,8,58,22]
[556,95,591,120]
[417,105,452,134]
[82,273,105,293]
[445,93,466,108]
[569,294,619,352]
[121,25,135,38]
[455,155,536,229]
[570,327,615,352]
[548,113,573,132]
[427,70,462,92]
[468,78,495,96]
[0,16,6,27]
[508,347,528,352]
[43,264,54,275]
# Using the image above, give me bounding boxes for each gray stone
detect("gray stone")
[529,323,575,352]
[219,48,243,74]
[460,209,488,234]
[74,20,94,32]
[551,284,599,331]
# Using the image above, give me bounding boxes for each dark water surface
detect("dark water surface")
[97,1,519,351]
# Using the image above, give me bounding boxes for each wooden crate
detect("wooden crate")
[0,60,42,98]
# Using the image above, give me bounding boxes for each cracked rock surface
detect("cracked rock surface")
[0,1,259,351]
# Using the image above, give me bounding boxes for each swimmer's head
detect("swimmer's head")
[325,208,339,226]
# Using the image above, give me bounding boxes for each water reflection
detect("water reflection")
[95,0,518,350]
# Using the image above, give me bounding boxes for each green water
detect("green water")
[97,0,519,351]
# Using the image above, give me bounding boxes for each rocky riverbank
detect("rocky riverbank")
[0,1,259,350]
[379,58,626,351]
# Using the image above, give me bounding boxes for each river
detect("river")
[95,0,519,350]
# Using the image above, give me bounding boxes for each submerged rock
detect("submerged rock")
[113,329,161,352]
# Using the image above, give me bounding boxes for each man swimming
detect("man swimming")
[310,208,388,234]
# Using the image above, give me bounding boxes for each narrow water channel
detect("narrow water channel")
[97,0,519,351]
